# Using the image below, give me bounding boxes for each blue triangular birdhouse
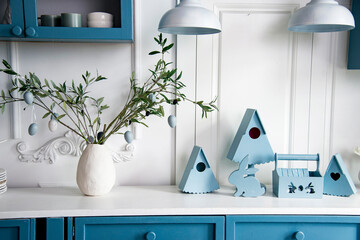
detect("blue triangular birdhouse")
[323,153,357,197]
[179,146,219,194]
[227,109,274,165]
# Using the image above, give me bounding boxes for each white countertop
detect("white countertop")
[0,185,360,219]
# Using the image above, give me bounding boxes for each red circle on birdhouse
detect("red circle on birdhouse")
[249,127,261,139]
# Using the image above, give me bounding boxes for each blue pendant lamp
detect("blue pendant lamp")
[158,0,221,35]
[288,0,355,32]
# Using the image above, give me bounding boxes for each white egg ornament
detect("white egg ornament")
[168,115,176,128]
[124,130,133,144]
[24,91,34,105]
[148,93,156,102]
[48,119,58,132]
[28,123,38,136]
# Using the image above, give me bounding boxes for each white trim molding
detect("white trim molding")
[16,131,134,164]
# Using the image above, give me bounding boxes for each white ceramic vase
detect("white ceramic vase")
[76,144,115,196]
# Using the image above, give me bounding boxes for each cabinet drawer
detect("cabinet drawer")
[75,216,224,240]
[227,216,360,240]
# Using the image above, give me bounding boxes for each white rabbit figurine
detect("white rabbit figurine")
[229,154,266,197]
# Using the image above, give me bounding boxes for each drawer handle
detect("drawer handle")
[294,231,305,240]
[146,231,156,240]
[11,26,23,36]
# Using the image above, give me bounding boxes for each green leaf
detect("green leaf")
[2,60,11,69]
[42,112,51,119]
[1,104,5,114]
[44,79,50,88]
[162,43,174,53]
[1,90,4,100]
[56,114,66,120]
[149,51,160,55]
[1,69,18,75]
[63,101,67,112]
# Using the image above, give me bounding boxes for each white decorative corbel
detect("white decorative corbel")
[16,131,134,164]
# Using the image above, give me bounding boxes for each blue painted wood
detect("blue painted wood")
[323,153,357,197]
[29,219,35,240]
[226,215,360,240]
[74,216,224,240]
[348,0,360,69]
[227,108,274,165]
[22,0,133,42]
[0,219,31,240]
[66,217,73,240]
[0,0,25,38]
[46,218,64,240]
[273,153,323,198]
[228,155,265,197]
[179,145,219,194]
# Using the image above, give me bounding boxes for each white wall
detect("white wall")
[1,0,360,188]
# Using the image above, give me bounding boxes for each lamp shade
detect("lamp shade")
[288,0,355,32]
[158,0,221,35]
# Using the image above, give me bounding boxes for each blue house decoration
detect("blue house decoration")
[179,146,219,194]
[227,108,274,197]
[272,154,323,199]
[323,153,357,197]
[227,109,274,165]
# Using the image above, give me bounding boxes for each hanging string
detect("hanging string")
[31,104,36,123]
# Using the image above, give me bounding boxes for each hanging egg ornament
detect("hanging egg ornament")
[124,130,133,144]
[97,131,104,141]
[48,119,58,132]
[24,91,34,105]
[88,136,95,143]
[148,93,156,102]
[50,113,59,121]
[168,115,177,128]
[28,123,38,136]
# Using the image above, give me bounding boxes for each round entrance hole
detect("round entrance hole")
[249,127,261,139]
[196,162,206,172]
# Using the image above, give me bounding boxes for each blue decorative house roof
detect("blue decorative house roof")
[323,153,357,197]
[227,108,274,165]
[179,146,219,194]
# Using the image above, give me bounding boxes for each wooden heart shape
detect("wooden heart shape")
[330,172,341,181]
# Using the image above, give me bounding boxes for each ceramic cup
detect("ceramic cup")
[61,13,82,27]
[40,15,61,27]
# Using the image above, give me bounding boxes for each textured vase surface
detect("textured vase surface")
[76,144,115,196]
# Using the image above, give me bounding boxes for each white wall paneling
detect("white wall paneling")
[176,0,344,186]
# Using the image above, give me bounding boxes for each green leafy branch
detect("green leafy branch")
[0,34,218,144]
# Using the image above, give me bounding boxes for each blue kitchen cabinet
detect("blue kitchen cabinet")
[348,0,360,69]
[0,0,25,38]
[0,219,35,240]
[226,215,360,240]
[0,0,133,42]
[74,216,225,240]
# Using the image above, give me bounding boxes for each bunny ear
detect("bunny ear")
[239,154,250,170]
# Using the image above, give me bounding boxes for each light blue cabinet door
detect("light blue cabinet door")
[0,219,34,240]
[75,216,224,240]
[22,0,133,42]
[226,215,360,240]
[0,0,25,38]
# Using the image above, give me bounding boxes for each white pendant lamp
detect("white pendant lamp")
[158,0,221,35]
[288,0,355,32]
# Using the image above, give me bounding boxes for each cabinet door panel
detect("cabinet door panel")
[227,215,360,240]
[0,219,31,240]
[75,216,224,240]
[23,0,133,41]
[0,0,25,38]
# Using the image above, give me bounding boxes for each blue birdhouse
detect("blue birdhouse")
[323,153,357,197]
[179,146,219,194]
[227,109,274,165]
